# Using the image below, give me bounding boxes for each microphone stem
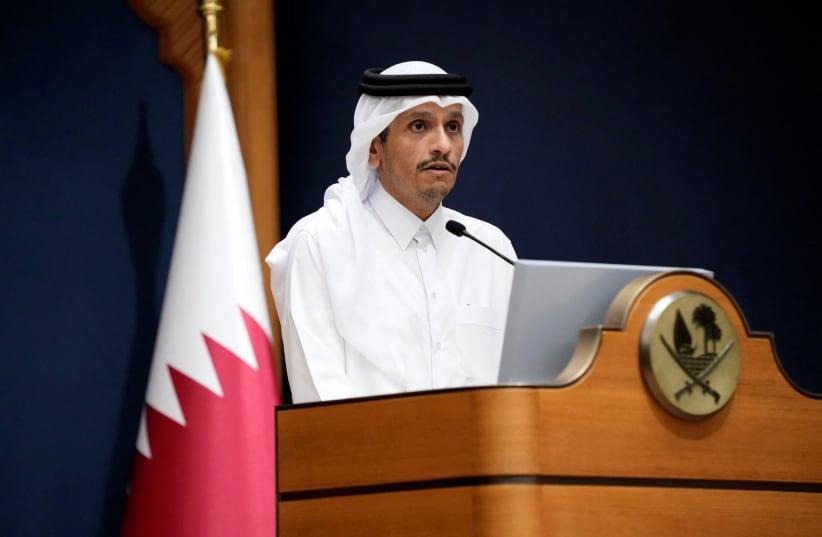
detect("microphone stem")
[462,231,515,266]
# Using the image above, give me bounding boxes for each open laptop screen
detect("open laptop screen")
[497,259,712,385]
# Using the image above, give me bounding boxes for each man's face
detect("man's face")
[369,102,464,220]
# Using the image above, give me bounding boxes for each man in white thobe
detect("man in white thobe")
[266,61,515,403]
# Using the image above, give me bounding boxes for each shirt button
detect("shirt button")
[435,342,442,351]
[431,292,437,300]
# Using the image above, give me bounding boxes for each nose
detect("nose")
[429,124,453,156]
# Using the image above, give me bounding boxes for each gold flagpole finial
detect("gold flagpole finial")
[200,0,232,70]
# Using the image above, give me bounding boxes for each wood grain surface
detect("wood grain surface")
[278,273,822,492]
[280,484,822,536]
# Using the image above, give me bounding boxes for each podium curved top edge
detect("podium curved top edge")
[595,270,820,399]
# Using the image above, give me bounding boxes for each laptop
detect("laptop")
[497,259,713,385]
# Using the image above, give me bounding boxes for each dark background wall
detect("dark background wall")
[0,2,183,535]
[276,1,821,396]
[0,1,819,536]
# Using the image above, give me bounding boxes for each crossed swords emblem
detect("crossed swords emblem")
[659,335,735,404]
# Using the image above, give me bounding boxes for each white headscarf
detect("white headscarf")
[344,61,479,200]
[268,61,480,353]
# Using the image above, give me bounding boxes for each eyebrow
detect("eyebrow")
[403,110,464,120]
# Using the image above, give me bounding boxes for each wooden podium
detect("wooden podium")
[276,273,822,535]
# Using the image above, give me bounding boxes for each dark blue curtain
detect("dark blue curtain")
[0,2,183,535]
[276,1,821,396]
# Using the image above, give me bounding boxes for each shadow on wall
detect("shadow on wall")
[98,102,166,536]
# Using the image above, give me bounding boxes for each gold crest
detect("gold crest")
[640,291,742,419]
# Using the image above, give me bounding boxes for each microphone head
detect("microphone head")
[445,220,466,237]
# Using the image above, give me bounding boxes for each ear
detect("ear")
[368,137,381,167]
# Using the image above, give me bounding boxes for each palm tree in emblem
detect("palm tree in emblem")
[691,304,717,357]
[707,323,722,354]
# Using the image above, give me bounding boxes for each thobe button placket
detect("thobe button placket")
[414,228,446,385]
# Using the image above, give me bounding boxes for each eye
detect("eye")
[410,120,426,132]
[447,121,462,133]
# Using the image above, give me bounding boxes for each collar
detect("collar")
[368,179,447,251]
[424,201,447,252]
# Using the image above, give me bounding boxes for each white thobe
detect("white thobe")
[271,179,515,403]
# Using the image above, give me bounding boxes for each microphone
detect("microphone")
[445,220,515,266]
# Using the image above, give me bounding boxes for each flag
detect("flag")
[121,54,279,537]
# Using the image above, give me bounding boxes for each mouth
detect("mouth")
[420,161,455,174]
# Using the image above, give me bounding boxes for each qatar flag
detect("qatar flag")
[121,54,279,536]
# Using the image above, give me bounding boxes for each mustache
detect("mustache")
[417,155,456,172]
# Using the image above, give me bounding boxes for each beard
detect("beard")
[415,154,458,205]
[418,174,456,206]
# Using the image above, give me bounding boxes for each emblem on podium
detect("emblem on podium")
[640,291,742,419]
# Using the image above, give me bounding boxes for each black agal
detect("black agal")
[359,68,473,97]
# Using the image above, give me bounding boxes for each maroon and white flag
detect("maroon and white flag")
[122,54,279,537]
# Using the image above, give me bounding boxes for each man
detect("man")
[267,61,515,403]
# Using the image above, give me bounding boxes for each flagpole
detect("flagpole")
[200,0,232,69]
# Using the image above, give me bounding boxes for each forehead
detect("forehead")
[393,102,463,122]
